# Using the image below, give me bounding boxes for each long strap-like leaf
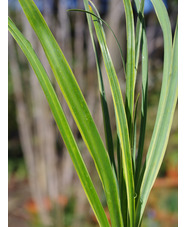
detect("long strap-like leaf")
[8,17,110,227]
[122,0,136,140]
[135,13,178,227]
[136,0,172,194]
[133,0,148,187]
[134,0,145,78]
[72,3,116,173]
[135,27,148,187]
[86,3,135,227]
[17,0,123,226]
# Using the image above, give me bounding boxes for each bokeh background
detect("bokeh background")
[8,0,178,226]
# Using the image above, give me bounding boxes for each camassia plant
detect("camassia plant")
[8,0,178,226]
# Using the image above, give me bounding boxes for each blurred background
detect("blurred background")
[8,0,178,226]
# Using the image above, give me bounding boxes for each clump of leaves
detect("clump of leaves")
[8,0,177,226]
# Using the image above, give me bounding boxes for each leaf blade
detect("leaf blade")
[17,0,123,225]
[134,0,145,78]
[8,16,110,227]
[122,0,136,140]
[134,5,148,187]
[87,4,135,227]
[135,8,178,225]
[72,6,116,173]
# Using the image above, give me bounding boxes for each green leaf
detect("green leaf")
[122,0,136,140]
[86,3,135,227]
[134,0,145,78]
[132,93,140,170]
[150,0,172,113]
[135,9,148,188]
[135,4,178,224]
[17,0,123,226]
[8,17,110,227]
[68,7,116,173]
[135,0,172,196]
[119,167,128,227]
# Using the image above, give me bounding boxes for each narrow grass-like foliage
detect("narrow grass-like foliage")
[8,0,178,226]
